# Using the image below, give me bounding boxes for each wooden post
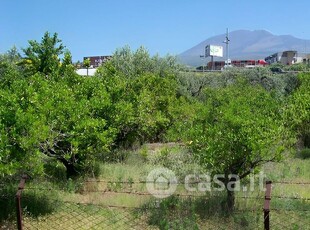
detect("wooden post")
[16,175,27,230]
[264,181,272,230]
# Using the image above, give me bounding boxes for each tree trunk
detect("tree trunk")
[225,177,236,212]
[226,187,235,212]
[58,157,79,179]
[65,163,79,179]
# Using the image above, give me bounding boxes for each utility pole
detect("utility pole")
[223,28,230,67]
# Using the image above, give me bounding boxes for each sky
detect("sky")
[1,0,310,61]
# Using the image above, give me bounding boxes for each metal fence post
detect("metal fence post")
[16,175,27,230]
[264,181,272,230]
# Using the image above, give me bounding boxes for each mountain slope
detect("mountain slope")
[178,30,310,66]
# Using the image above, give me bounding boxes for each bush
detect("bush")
[0,183,16,222]
[299,148,310,159]
[141,196,199,230]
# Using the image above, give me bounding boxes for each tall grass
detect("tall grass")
[1,145,309,229]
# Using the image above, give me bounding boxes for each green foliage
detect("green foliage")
[0,44,182,178]
[0,183,16,221]
[96,46,179,146]
[176,68,299,101]
[298,148,310,159]
[58,50,75,77]
[0,46,21,64]
[0,47,24,87]
[101,45,181,78]
[142,196,199,230]
[83,58,91,76]
[268,63,286,73]
[0,181,60,223]
[169,78,286,209]
[285,73,310,148]
[83,58,91,68]
[145,145,203,180]
[191,79,284,175]
[0,73,116,178]
[21,31,65,75]
[0,33,306,190]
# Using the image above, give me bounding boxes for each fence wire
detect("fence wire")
[1,179,309,229]
[20,196,263,230]
[22,201,152,230]
[270,209,310,230]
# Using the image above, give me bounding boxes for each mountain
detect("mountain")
[178,30,310,67]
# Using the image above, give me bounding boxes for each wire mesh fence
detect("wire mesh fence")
[0,178,309,229]
[20,195,263,230]
[22,201,152,230]
[269,209,310,230]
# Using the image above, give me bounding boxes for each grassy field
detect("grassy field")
[1,144,310,229]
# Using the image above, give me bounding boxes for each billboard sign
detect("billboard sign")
[205,45,223,57]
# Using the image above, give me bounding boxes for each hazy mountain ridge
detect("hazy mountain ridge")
[178,30,310,66]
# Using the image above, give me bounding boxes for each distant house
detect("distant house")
[83,56,112,68]
[299,53,310,65]
[265,51,298,65]
[76,68,97,76]
[76,55,112,76]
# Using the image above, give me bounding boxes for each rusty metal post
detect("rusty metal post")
[16,190,23,230]
[16,175,27,230]
[264,181,272,230]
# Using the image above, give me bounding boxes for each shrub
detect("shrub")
[299,148,310,159]
[141,196,199,230]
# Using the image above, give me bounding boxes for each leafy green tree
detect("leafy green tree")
[178,79,285,211]
[22,31,65,75]
[285,73,310,148]
[0,74,46,177]
[103,46,181,79]
[59,50,75,77]
[0,72,118,178]
[0,46,21,64]
[95,46,179,146]
[83,58,91,76]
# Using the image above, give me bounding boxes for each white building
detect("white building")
[76,68,97,76]
[265,50,310,65]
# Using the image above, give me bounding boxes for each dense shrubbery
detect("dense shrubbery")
[0,35,181,179]
[285,73,310,148]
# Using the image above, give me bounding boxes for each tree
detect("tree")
[95,46,179,146]
[22,31,65,75]
[59,50,75,77]
[0,46,21,64]
[83,58,91,76]
[102,46,181,79]
[285,73,310,148]
[0,72,117,179]
[182,79,285,211]
[0,44,182,179]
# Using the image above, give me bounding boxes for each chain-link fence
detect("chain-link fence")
[1,177,309,229]
[20,196,263,230]
[268,181,310,230]
[269,209,310,230]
